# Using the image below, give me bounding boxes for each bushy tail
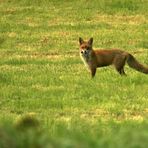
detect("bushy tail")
[127,54,148,74]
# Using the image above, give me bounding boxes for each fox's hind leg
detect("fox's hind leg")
[120,68,126,76]
[114,55,127,76]
[116,66,126,76]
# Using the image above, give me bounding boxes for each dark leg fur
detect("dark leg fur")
[114,55,127,76]
[121,68,126,76]
[91,68,96,78]
[117,68,126,76]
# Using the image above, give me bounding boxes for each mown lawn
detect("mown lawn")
[0,0,148,147]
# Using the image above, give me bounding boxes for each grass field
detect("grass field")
[0,0,148,147]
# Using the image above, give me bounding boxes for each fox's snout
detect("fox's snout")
[81,50,87,55]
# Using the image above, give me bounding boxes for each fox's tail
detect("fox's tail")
[127,54,148,74]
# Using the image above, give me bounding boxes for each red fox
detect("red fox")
[79,37,148,77]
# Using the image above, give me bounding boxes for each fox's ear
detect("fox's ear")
[88,37,93,46]
[79,37,84,45]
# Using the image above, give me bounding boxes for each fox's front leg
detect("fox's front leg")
[90,68,96,78]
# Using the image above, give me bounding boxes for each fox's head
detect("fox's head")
[79,37,93,58]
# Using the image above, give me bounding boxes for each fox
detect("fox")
[79,37,148,77]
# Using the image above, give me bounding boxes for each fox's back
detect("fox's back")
[94,49,125,67]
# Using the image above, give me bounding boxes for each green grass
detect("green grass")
[0,0,148,147]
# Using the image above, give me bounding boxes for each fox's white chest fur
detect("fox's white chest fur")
[80,50,92,70]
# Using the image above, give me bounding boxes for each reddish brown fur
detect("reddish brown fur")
[79,37,148,77]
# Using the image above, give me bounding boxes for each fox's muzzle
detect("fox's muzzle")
[81,50,87,55]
